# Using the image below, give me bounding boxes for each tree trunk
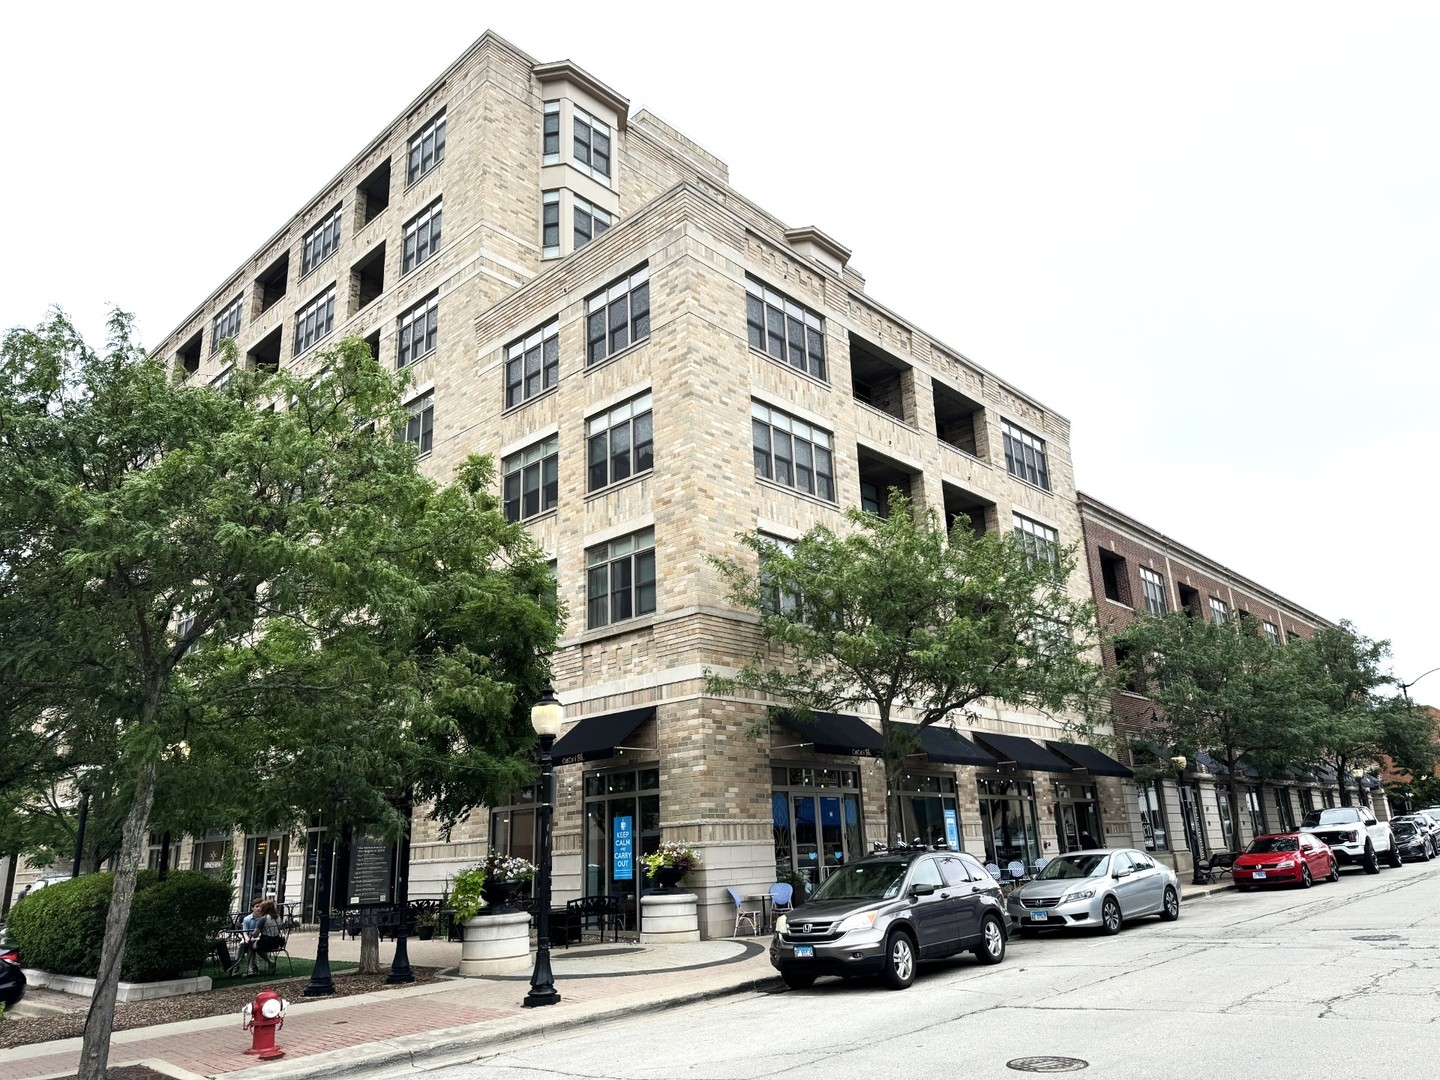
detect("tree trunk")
[358,925,381,974]
[77,755,158,1080]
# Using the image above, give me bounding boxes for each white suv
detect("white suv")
[1300,806,1399,873]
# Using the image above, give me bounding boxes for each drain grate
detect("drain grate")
[1352,934,1400,941]
[1007,1057,1089,1073]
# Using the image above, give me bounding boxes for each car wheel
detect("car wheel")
[1386,841,1403,868]
[973,916,1006,965]
[1160,886,1180,921]
[1300,864,1313,889]
[1428,841,1437,861]
[1363,843,1380,874]
[1101,896,1122,935]
[1327,857,1340,883]
[781,968,817,990]
[880,931,916,990]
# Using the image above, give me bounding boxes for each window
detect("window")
[401,391,434,455]
[211,296,243,355]
[1099,550,1129,604]
[1013,514,1059,567]
[586,527,656,628]
[585,266,650,365]
[751,401,835,502]
[1209,597,1229,625]
[402,199,442,273]
[503,436,558,522]
[1001,420,1050,491]
[302,206,342,277]
[293,286,336,355]
[505,319,559,408]
[745,277,826,380]
[574,195,612,249]
[572,105,611,180]
[397,293,439,368]
[760,536,801,616]
[542,190,560,258]
[542,101,560,162]
[1137,782,1168,851]
[1139,567,1167,615]
[1263,620,1280,644]
[587,391,653,491]
[407,111,446,185]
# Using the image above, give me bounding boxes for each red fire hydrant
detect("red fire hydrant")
[242,987,289,1059]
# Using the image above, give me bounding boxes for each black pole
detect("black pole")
[157,831,171,880]
[524,732,559,1008]
[304,836,336,996]
[1176,771,1208,886]
[70,794,90,879]
[387,791,415,984]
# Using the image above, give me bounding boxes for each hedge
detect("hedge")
[7,870,233,981]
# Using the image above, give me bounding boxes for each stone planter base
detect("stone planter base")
[23,969,211,1001]
[639,892,700,944]
[459,912,531,976]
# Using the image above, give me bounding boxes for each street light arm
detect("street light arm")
[1398,666,1440,694]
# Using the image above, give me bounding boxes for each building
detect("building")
[10,32,1137,934]
[1076,492,1385,877]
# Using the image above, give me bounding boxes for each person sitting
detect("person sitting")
[233,899,283,976]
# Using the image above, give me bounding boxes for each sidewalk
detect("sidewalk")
[0,937,777,1080]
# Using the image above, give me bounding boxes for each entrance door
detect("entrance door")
[583,767,660,932]
[243,835,288,906]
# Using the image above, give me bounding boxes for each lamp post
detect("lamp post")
[70,765,96,879]
[524,685,563,1009]
[1397,667,1440,703]
[1171,756,1209,886]
[1351,767,1368,809]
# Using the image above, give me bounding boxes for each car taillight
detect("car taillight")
[0,950,19,964]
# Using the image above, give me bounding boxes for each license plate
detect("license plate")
[1253,871,1267,879]
[1030,910,1049,921]
[793,945,814,958]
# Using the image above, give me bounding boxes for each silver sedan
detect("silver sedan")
[1005,848,1181,935]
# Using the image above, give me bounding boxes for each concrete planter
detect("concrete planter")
[458,912,531,976]
[639,892,700,944]
[23,969,211,1002]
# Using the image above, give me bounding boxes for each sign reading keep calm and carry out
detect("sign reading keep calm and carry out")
[613,815,634,880]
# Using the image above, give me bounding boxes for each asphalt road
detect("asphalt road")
[412,861,1440,1080]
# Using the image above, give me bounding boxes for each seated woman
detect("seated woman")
[234,899,284,976]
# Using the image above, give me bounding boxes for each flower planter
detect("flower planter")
[459,912,531,977]
[481,879,528,913]
[647,865,688,893]
[639,892,700,944]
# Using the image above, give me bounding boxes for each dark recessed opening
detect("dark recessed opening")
[177,331,202,374]
[358,159,391,226]
[933,380,984,458]
[942,480,996,538]
[362,329,381,361]
[246,326,283,374]
[1177,583,1201,618]
[857,445,916,519]
[258,252,290,313]
[849,333,910,423]
[351,242,386,312]
[1099,550,1131,604]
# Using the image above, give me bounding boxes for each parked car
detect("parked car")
[1006,848,1180,935]
[1299,806,1398,873]
[1406,809,1440,839]
[1232,832,1338,889]
[0,946,25,1009]
[1389,817,1435,862]
[770,846,1008,990]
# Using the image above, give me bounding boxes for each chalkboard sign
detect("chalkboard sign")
[349,835,393,904]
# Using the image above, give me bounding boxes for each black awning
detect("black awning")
[972,732,1075,773]
[892,723,998,767]
[551,707,655,765]
[1046,741,1134,778]
[776,710,884,757]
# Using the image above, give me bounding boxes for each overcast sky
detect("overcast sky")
[4,3,1437,699]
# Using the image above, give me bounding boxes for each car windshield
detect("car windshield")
[1301,808,1360,827]
[1393,820,1418,838]
[1246,836,1299,853]
[809,860,910,901]
[1034,853,1110,880]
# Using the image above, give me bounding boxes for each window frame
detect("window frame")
[1263,620,1281,644]
[1001,420,1051,491]
[402,198,443,274]
[301,205,343,278]
[542,190,561,259]
[293,285,337,356]
[751,400,836,503]
[571,104,612,182]
[397,292,439,368]
[502,435,560,522]
[586,527,657,629]
[505,319,560,409]
[1139,567,1167,615]
[745,277,827,381]
[1013,513,1059,567]
[1209,597,1230,625]
[211,295,243,356]
[542,101,561,163]
[573,194,612,250]
[587,391,653,493]
[401,390,434,457]
[585,266,650,367]
[406,110,446,186]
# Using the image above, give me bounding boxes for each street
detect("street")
[402,863,1440,1080]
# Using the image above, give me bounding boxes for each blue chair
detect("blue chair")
[726,887,763,936]
[769,882,794,922]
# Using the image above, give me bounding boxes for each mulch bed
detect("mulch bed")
[0,967,445,1050]
[52,1069,172,1080]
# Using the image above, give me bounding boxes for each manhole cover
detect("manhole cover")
[1007,1057,1089,1073]
[1352,934,1400,941]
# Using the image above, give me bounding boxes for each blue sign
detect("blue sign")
[943,808,960,851]
[613,815,634,880]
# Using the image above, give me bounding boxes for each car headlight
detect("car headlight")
[1275,860,1295,869]
[774,915,788,934]
[1060,889,1095,904]
[835,911,878,933]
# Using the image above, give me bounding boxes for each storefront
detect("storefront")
[772,766,864,893]
[583,767,660,928]
[976,776,1042,872]
[242,833,288,906]
[1135,780,1169,853]
[1052,782,1104,852]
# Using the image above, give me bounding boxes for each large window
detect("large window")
[572,105,611,180]
[1139,566,1168,615]
[211,296,243,355]
[503,436,559,522]
[586,527,655,629]
[977,777,1042,876]
[542,101,560,162]
[586,266,650,365]
[760,535,800,616]
[1136,781,1169,851]
[302,206,342,277]
[1210,597,1230,625]
[397,293,438,368]
[1013,513,1058,567]
[751,401,835,502]
[584,768,660,928]
[401,391,434,456]
[293,286,336,356]
[900,774,962,851]
[542,190,560,259]
[402,199,443,273]
[490,784,539,864]
[1001,420,1050,490]
[505,319,559,408]
[587,392,653,492]
[407,111,446,185]
[772,766,864,895]
[574,195,612,250]
[1263,620,1281,644]
[745,277,826,381]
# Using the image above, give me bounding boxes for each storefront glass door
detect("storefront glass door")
[584,767,660,930]
[977,777,1041,875]
[243,834,288,906]
[771,767,863,896]
[1053,783,1103,852]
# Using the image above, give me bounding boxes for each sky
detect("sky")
[3,2,1437,698]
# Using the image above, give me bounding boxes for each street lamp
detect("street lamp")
[70,765,97,879]
[524,685,563,1009]
[1397,667,1440,702]
[1171,756,1210,886]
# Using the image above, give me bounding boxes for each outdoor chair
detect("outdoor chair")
[727,886,764,936]
[769,882,794,921]
[257,922,294,978]
[564,895,623,946]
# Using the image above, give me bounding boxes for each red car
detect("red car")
[1233,833,1338,890]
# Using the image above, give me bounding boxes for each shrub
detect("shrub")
[449,865,487,921]
[6,870,232,981]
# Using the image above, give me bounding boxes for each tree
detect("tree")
[0,313,556,1079]
[1117,613,1309,839]
[705,494,1108,837]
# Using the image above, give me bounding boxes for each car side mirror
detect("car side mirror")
[911,882,937,897]
[1114,866,1134,879]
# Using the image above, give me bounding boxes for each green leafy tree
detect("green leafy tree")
[0,313,555,1079]
[706,494,1108,836]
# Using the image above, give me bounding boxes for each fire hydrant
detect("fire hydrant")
[242,987,289,1059]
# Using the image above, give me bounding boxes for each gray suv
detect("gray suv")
[770,847,1008,990]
